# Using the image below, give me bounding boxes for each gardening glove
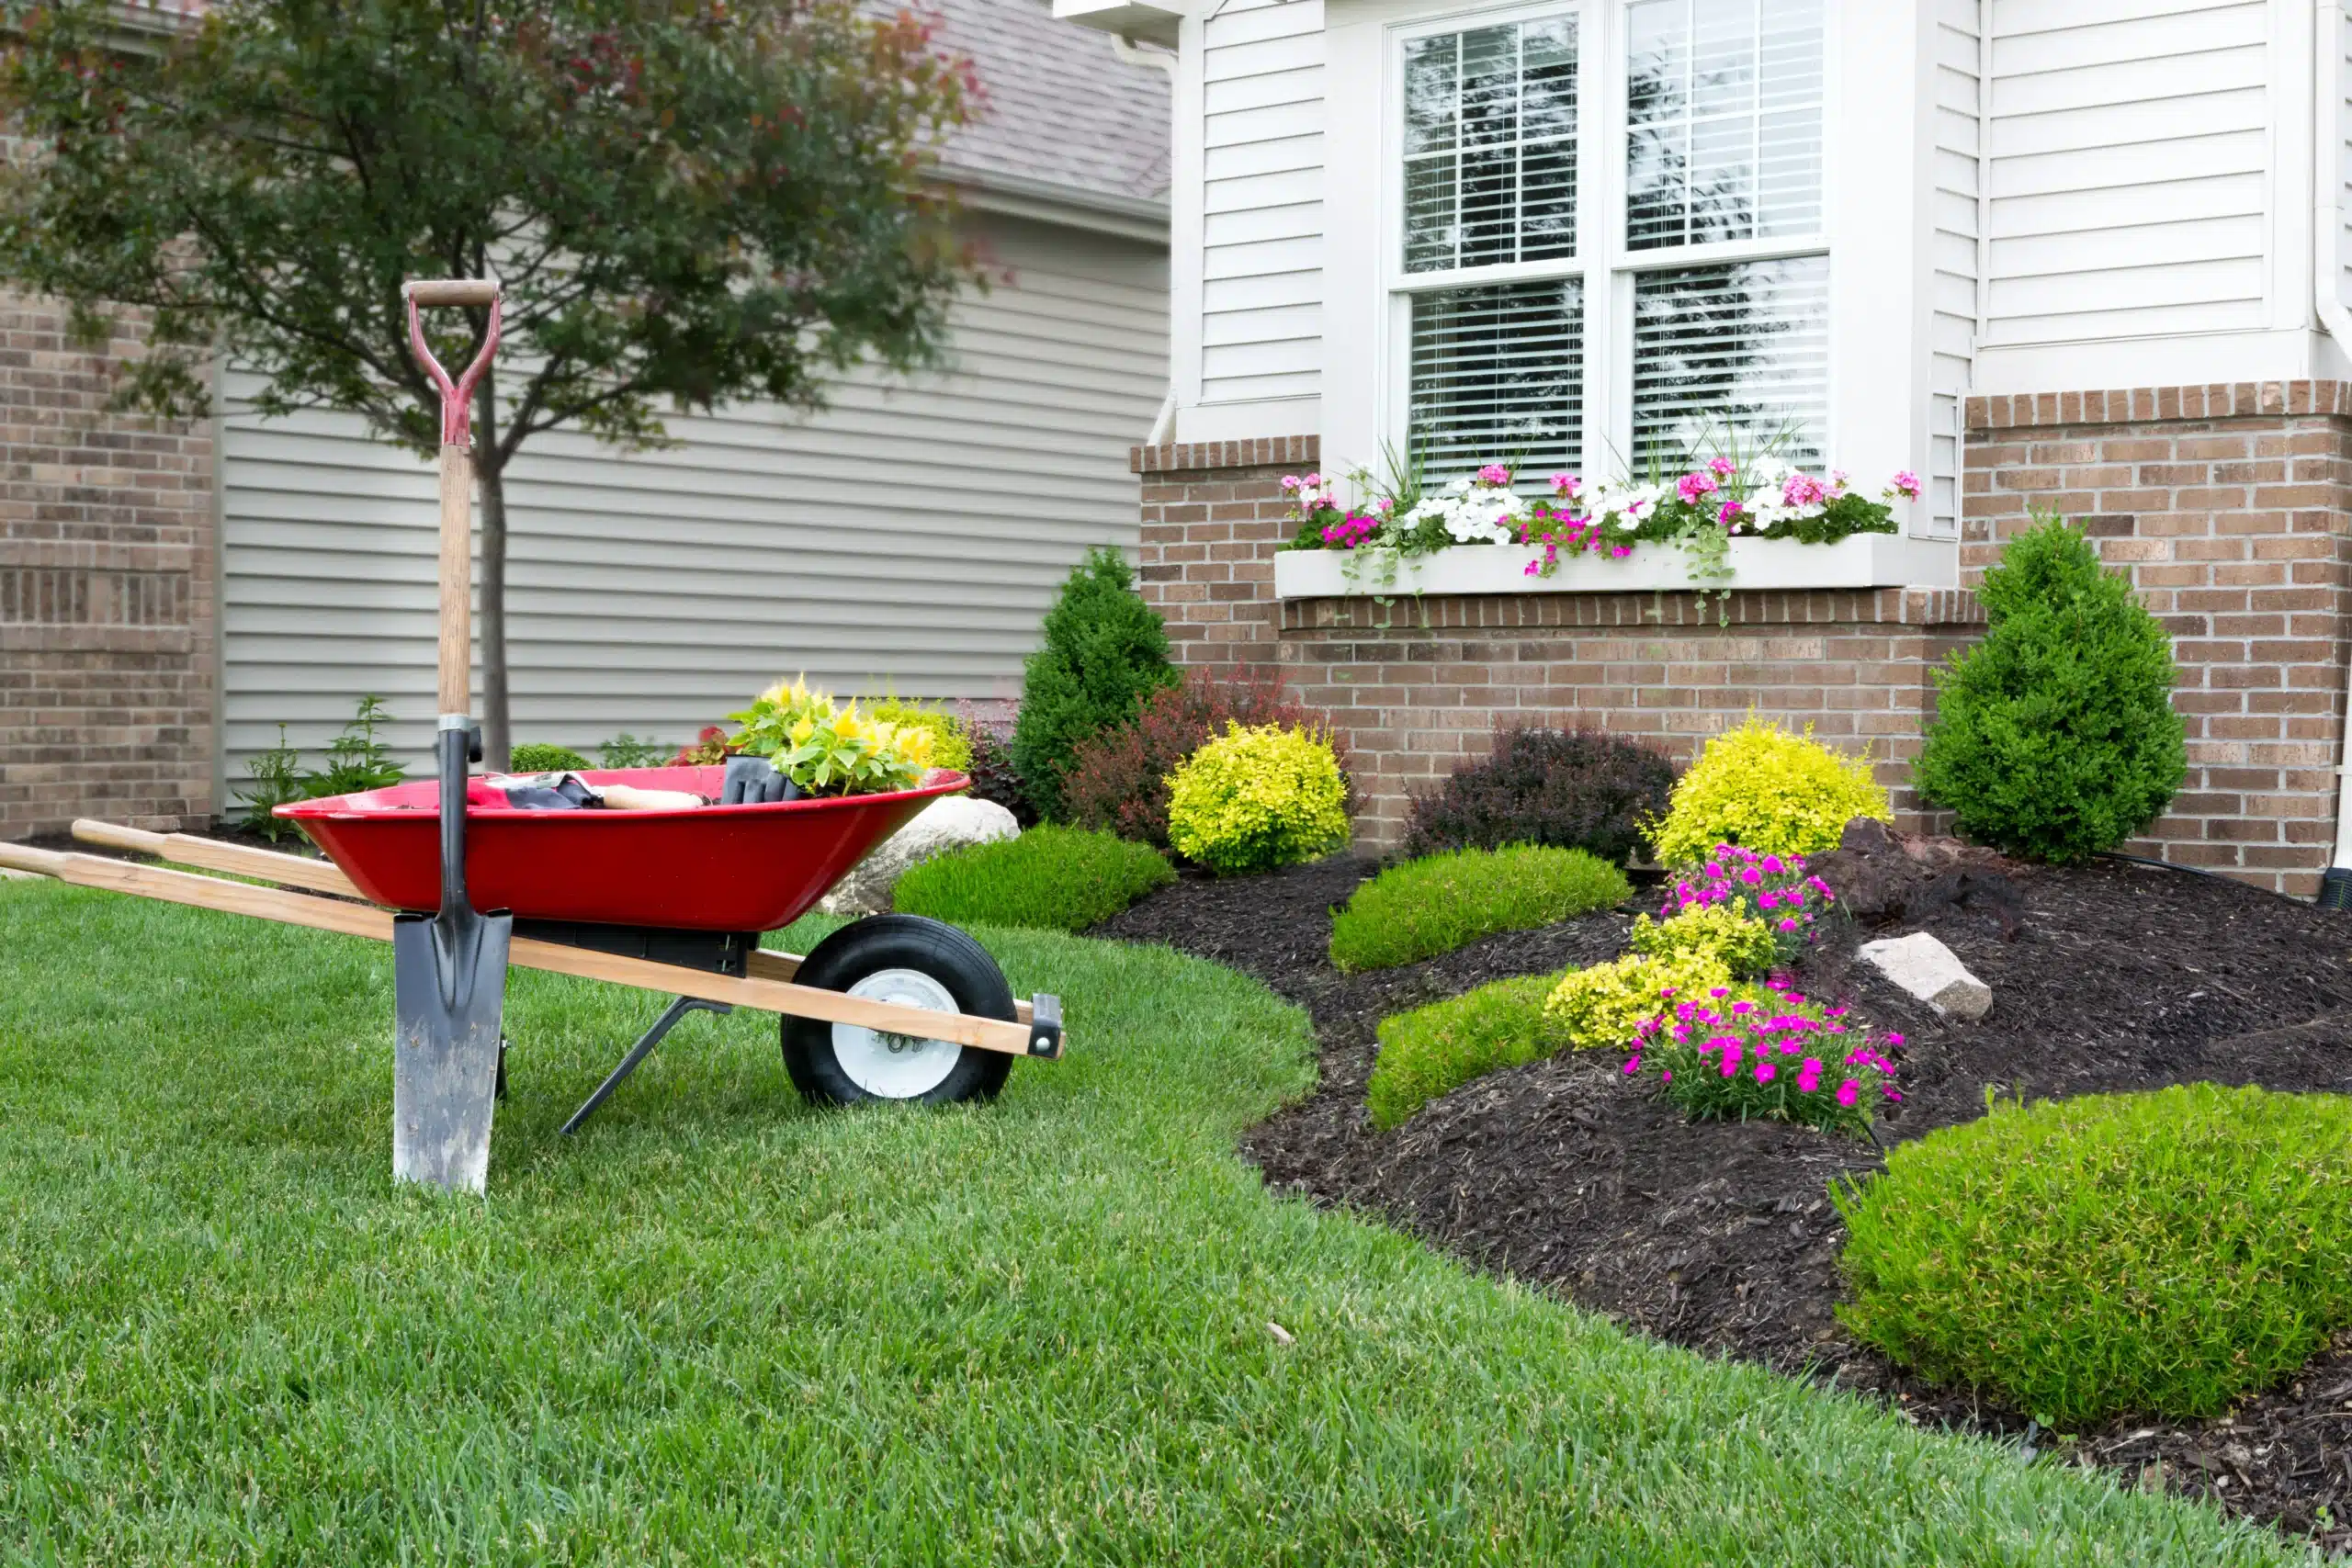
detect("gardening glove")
[721,754,798,805]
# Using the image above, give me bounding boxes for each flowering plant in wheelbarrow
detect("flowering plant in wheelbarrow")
[727,677,940,795]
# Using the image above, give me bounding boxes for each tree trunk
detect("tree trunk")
[473,367,512,773]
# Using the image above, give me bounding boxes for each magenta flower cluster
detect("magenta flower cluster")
[1320,512,1379,549]
[1623,976,1902,1137]
[1665,840,1836,949]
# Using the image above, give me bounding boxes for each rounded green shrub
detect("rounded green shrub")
[509,742,591,773]
[1012,547,1177,820]
[1647,716,1889,865]
[1916,516,2186,863]
[891,825,1174,932]
[1166,722,1351,876]
[1367,971,1566,1129]
[1330,845,1629,972]
[1835,1085,2352,1427]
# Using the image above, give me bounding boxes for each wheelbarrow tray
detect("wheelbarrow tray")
[277,765,967,931]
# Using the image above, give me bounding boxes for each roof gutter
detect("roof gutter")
[937,164,1170,245]
[2313,0,2352,902]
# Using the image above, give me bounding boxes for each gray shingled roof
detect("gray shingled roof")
[927,0,1171,212]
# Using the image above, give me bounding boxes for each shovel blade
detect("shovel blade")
[391,908,513,1193]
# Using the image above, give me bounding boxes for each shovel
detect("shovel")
[390,277,513,1193]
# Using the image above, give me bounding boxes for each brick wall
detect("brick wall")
[1130,438,1984,852]
[0,289,218,840]
[1963,382,2352,897]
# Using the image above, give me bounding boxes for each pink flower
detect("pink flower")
[1754,1061,1776,1083]
[1610,545,1633,558]
[1890,469,1921,500]
[1778,918,1799,932]
[1781,474,1826,508]
[1477,463,1510,485]
[1885,1032,1905,1047]
[1716,501,1744,529]
[1796,1059,1821,1092]
[1836,1079,1860,1108]
[1678,472,1719,502]
[1623,1055,1642,1075]
[1761,856,1783,874]
[1280,475,1303,491]
[1552,471,1581,498]
[1828,468,1849,496]
[1707,457,1736,478]
[1661,1069,1673,1084]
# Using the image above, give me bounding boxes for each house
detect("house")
[1057,0,2352,897]
[0,0,1170,841]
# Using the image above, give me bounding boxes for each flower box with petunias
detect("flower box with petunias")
[1270,454,1952,605]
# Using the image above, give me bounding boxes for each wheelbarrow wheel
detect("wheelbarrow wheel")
[781,914,1016,1106]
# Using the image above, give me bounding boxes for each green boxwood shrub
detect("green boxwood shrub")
[1011,548,1177,821]
[1916,515,2187,863]
[891,825,1175,932]
[1366,970,1567,1129]
[1835,1085,2352,1427]
[510,742,591,773]
[1330,845,1630,972]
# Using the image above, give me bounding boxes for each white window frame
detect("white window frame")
[1377,0,1838,480]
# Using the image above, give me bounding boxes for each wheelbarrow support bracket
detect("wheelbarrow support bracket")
[1028,994,1064,1058]
[560,995,733,1135]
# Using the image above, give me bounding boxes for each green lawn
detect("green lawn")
[0,880,2303,1564]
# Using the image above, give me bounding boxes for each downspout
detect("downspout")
[1112,32,1182,449]
[2316,0,2352,904]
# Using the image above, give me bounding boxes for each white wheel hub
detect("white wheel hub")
[831,967,962,1099]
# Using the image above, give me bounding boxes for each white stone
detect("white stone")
[818,795,1020,916]
[1858,931,1993,1021]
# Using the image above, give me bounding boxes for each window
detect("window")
[1392,0,1828,480]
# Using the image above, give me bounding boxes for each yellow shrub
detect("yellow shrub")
[1648,716,1890,864]
[867,696,973,773]
[1542,951,1735,1053]
[1166,721,1351,875]
[1627,902,1779,978]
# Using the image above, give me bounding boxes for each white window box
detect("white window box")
[1272,533,1958,600]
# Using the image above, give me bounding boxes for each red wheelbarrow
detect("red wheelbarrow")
[0,276,1062,1192]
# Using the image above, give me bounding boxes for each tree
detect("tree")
[0,0,982,765]
[1916,514,2187,863]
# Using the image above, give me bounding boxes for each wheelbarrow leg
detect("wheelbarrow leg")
[560,996,732,1135]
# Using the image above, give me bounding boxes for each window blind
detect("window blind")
[1631,255,1826,466]
[1408,278,1583,475]
[1403,17,1578,273]
[1625,0,1823,252]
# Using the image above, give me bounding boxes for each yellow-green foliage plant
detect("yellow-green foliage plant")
[867,695,973,773]
[1626,902,1780,978]
[1543,950,1746,1054]
[1329,845,1630,972]
[1166,721,1351,875]
[1648,716,1891,865]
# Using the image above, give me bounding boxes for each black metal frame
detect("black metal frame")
[512,920,761,1134]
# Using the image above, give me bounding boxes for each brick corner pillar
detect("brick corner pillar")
[1962,380,2352,897]
[1130,435,1318,673]
[0,288,219,842]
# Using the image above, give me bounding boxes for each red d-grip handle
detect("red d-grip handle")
[403,278,503,447]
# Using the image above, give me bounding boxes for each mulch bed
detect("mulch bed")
[1091,846,2352,1549]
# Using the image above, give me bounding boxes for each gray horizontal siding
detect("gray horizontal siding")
[218,212,1169,791]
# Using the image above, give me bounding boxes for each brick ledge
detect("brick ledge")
[1131,435,1319,475]
[1968,381,2352,432]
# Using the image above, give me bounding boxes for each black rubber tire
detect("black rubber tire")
[780,914,1017,1107]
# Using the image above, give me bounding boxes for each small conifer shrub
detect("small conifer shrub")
[1011,548,1177,820]
[1916,515,2186,863]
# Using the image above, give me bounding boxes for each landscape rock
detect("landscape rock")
[1857,930,1993,1021]
[819,795,1019,916]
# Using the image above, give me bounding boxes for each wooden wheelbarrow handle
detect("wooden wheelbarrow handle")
[0,842,1056,1057]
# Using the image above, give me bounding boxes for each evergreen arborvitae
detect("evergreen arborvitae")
[1917,514,2186,863]
[1012,547,1177,820]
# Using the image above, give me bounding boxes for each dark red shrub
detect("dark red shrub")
[671,725,741,766]
[1063,666,1351,849]
[1403,726,1677,865]
[957,707,1037,827]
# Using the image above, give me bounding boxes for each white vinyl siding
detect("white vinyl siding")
[219,213,1167,784]
[1983,0,2270,346]
[2339,0,2352,310]
[1926,0,1979,538]
[1201,0,1326,403]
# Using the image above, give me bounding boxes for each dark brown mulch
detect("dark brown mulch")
[1091,846,2352,1548]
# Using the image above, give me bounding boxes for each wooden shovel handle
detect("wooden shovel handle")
[404,279,499,308]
